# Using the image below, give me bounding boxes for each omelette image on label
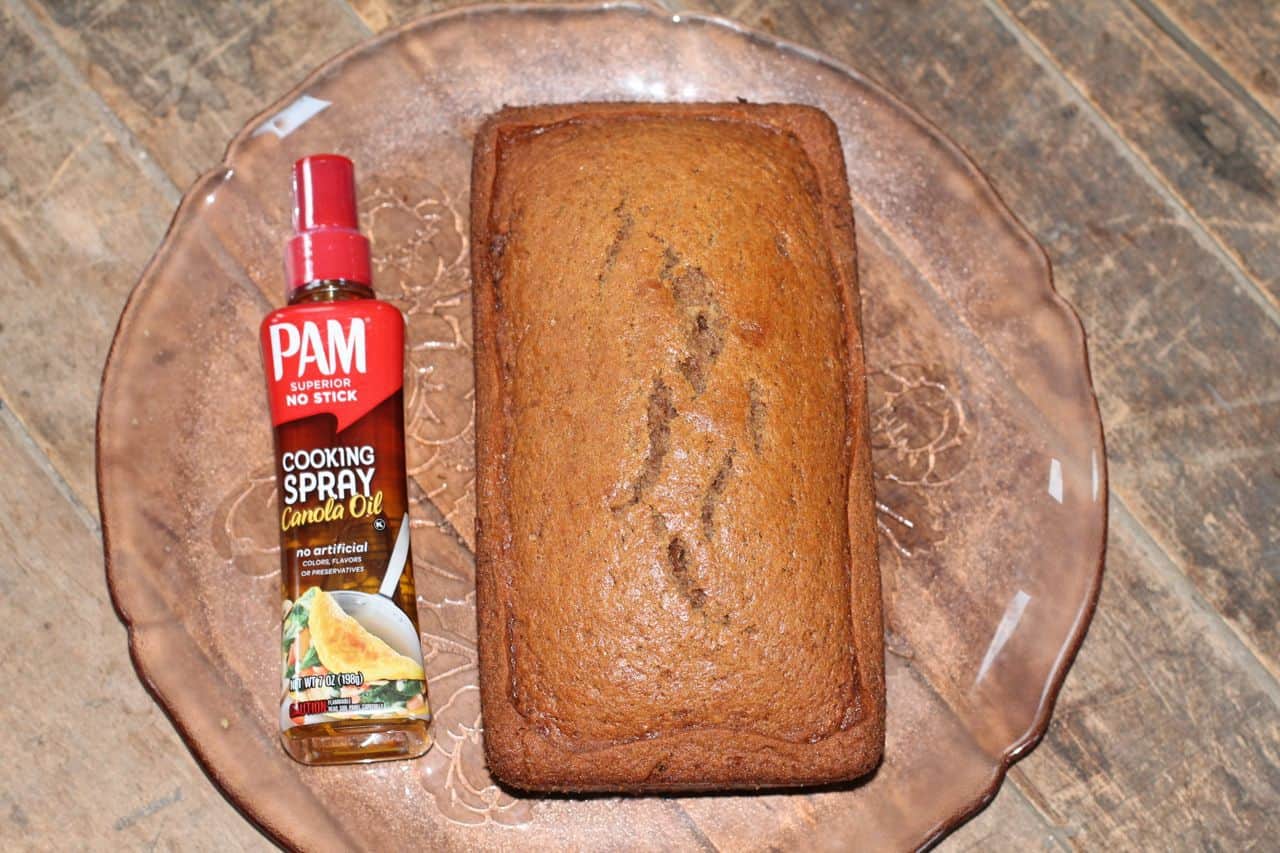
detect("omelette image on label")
[281,586,429,727]
[309,589,425,681]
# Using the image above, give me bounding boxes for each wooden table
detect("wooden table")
[2,0,1276,848]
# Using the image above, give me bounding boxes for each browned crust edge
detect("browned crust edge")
[470,101,885,792]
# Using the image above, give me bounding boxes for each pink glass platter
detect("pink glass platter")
[97,3,1106,849]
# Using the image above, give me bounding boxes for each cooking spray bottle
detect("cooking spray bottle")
[260,154,431,765]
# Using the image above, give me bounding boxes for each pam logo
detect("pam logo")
[261,302,400,429]
[269,318,367,380]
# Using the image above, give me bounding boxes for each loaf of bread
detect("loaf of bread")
[470,102,883,791]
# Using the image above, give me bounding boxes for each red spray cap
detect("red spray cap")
[284,154,372,292]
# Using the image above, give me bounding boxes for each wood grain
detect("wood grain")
[0,2,176,515]
[0,405,266,850]
[23,0,368,190]
[1006,506,1280,847]
[1001,0,1280,311]
[1144,0,1280,123]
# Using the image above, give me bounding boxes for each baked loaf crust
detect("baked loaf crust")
[471,102,883,791]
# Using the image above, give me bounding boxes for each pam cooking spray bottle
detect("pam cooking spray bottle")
[261,154,431,765]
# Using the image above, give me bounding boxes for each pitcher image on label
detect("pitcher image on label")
[261,154,431,765]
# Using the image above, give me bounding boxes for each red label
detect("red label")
[260,300,404,431]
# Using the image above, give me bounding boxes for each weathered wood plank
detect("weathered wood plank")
[1145,0,1280,123]
[0,405,267,850]
[24,0,368,189]
[676,0,1280,679]
[1005,507,1280,847]
[1001,0,1280,311]
[0,2,176,515]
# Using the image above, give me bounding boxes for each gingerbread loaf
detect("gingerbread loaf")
[470,102,883,791]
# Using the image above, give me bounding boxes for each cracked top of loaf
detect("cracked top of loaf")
[471,102,883,791]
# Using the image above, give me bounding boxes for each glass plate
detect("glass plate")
[97,2,1106,849]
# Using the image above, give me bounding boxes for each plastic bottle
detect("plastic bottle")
[260,154,431,765]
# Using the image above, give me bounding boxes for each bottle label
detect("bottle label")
[263,301,405,430]
[260,300,430,732]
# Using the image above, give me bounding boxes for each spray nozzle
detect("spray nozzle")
[284,154,372,292]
